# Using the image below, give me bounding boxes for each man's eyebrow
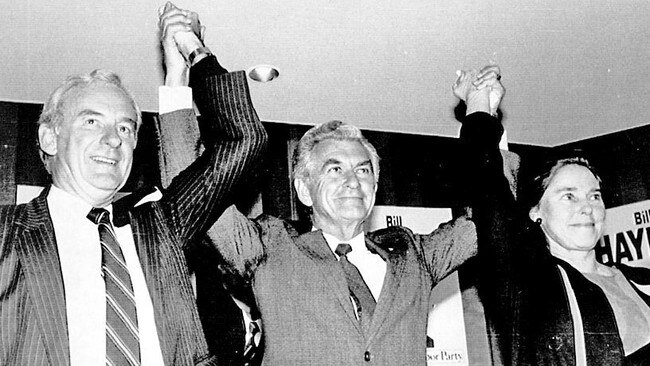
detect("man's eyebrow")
[120,117,138,127]
[319,158,373,172]
[75,109,137,126]
[322,158,342,167]
[75,109,103,118]
[356,159,372,168]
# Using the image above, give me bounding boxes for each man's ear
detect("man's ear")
[38,124,58,156]
[294,178,313,207]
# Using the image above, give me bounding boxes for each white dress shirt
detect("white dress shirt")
[48,186,164,365]
[322,231,387,301]
[231,296,263,348]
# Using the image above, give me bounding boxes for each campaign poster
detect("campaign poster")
[597,199,650,268]
[597,199,650,294]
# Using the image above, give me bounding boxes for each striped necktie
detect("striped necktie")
[335,243,376,321]
[88,208,141,366]
[243,321,261,366]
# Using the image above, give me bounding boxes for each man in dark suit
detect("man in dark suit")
[158,50,506,364]
[0,4,266,365]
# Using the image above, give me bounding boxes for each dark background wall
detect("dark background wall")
[556,125,650,209]
[1,100,646,218]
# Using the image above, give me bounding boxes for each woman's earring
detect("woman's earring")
[536,218,542,225]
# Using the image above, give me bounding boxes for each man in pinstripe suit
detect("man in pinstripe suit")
[0,6,267,365]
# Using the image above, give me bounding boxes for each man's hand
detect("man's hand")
[453,65,505,116]
[453,69,490,115]
[473,65,504,115]
[452,69,477,103]
[158,2,204,86]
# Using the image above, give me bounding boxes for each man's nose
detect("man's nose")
[101,127,122,148]
[343,170,360,188]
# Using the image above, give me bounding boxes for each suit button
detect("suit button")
[364,351,371,361]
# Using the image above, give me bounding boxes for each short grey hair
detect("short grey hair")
[37,69,141,170]
[292,120,380,182]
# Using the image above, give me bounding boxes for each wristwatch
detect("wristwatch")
[187,46,212,66]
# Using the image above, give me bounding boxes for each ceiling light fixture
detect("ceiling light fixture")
[248,65,279,82]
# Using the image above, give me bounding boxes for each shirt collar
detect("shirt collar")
[48,185,113,223]
[112,186,161,227]
[320,230,366,257]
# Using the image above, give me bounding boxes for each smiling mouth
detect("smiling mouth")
[91,156,118,165]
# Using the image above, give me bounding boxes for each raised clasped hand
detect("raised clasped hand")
[453,64,505,115]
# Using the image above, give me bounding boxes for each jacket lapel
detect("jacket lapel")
[14,188,70,365]
[364,230,409,341]
[555,258,625,364]
[128,205,174,362]
[128,201,212,366]
[293,230,364,335]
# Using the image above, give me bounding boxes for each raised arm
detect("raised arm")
[155,3,268,249]
[412,66,506,283]
[456,66,525,362]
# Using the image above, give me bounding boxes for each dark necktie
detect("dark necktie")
[87,208,141,366]
[335,243,376,320]
[243,321,261,366]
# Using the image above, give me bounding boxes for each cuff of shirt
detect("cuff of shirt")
[158,86,193,114]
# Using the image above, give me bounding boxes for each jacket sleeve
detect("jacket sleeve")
[157,55,268,250]
[414,111,505,285]
[204,205,267,279]
[459,111,525,356]
[415,214,477,284]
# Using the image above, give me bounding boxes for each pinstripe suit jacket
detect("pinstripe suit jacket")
[0,58,267,366]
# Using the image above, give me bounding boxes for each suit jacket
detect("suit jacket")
[207,205,476,366]
[0,57,267,365]
[209,207,476,365]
